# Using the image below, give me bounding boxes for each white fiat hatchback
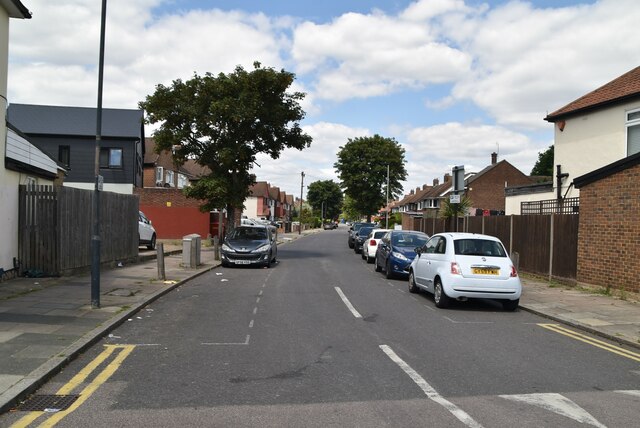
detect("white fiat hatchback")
[408,233,521,310]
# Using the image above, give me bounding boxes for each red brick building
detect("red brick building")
[574,152,640,293]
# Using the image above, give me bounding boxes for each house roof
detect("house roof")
[574,151,640,188]
[7,103,144,139]
[1,0,31,18]
[249,182,270,198]
[144,138,209,179]
[545,66,640,122]
[5,122,61,179]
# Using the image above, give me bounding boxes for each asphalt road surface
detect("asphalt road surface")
[4,227,639,427]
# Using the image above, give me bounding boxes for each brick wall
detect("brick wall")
[467,162,533,212]
[577,163,640,293]
[135,188,210,239]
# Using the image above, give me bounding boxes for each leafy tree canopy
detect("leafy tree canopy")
[306,180,343,220]
[334,135,407,221]
[531,145,554,177]
[139,62,312,228]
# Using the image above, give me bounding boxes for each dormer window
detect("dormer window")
[627,108,640,156]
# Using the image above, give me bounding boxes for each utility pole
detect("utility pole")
[386,164,390,229]
[91,0,107,309]
[299,171,305,235]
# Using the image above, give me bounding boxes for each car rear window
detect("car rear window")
[373,231,386,239]
[454,239,506,257]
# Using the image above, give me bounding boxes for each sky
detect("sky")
[7,0,640,200]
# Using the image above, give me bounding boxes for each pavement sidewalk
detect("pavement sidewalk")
[0,229,639,413]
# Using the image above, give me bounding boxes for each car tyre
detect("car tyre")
[434,278,450,308]
[147,234,156,250]
[408,271,419,293]
[265,251,272,268]
[385,260,394,279]
[374,257,382,272]
[366,256,373,264]
[361,251,366,260]
[502,299,519,311]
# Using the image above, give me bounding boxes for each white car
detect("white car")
[138,210,157,250]
[408,232,521,310]
[361,228,390,263]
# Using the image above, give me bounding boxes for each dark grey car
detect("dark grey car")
[221,225,277,268]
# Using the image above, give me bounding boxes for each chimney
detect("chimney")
[410,189,414,195]
[416,187,420,193]
[491,152,498,165]
[433,178,439,186]
[444,173,451,183]
[422,184,428,190]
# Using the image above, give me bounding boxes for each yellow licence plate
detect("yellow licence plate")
[472,268,499,275]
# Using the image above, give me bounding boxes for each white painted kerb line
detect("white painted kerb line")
[335,287,362,318]
[379,345,484,428]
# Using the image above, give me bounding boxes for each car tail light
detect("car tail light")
[370,240,377,246]
[450,262,462,275]
[510,265,518,277]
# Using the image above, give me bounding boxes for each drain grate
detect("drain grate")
[18,394,79,412]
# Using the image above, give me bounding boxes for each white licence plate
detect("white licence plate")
[235,260,251,265]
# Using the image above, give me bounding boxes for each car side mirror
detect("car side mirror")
[415,247,422,254]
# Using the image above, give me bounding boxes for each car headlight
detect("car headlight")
[253,244,271,253]
[391,251,408,261]
[221,244,235,252]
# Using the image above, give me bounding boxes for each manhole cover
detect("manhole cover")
[18,394,79,412]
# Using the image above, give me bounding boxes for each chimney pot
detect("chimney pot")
[491,152,498,165]
[433,178,439,186]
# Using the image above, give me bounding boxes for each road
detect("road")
[3,227,639,427]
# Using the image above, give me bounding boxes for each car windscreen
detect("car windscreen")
[454,239,506,257]
[391,233,428,247]
[228,227,267,240]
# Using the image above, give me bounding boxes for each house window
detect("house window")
[627,108,640,156]
[155,167,164,186]
[166,170,175,187]
[99,148,123,168]
[58,145,70,167]
[177,173,189,189]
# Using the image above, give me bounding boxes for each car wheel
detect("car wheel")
[348,241,354,249]
[374,257,382,272]
[433,278,450,308]
[366,256,373,264]
[265,252,272,268]
[147,234,156,250]
[385,260,394,279]
[408,271,419,293]
[361,251,366,260]
[502,299,519,311]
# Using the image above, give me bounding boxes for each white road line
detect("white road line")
[614,390,640,398]
[379,345,484,428]
[259,290,263,296]
[500,393,606,428]
[335,287,362,318]
[202,335,250,346]
[253,307,258,315]
[256,297,261,303]
[444,316,494,324]
[249,320,254,328]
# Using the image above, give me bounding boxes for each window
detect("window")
[155,167,164,185]
[99,148,123,168]
[626,108,640,156]
[58,145,70,167]
[166,170,175,187]
[177,173,189,189]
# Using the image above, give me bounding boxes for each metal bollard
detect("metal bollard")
[157,243,165,280]
[213,235,220,261]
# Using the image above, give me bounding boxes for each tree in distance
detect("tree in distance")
[139,62,312,232]
[306,180,343,221]
[531,145,554,178]
[334,135,407,221]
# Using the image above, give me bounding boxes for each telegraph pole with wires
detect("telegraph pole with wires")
[299,171,305,235]
[385,164,390,229]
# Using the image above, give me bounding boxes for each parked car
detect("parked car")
[221,225,277,268]
[347,222,377,248]
[361,228,390,263]
[323,222,338,230]
[375,230,429,279]
[353,226,375,254]
[408,232,521,310]
[138,210,156,250]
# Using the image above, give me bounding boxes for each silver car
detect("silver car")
[221,225,277,268]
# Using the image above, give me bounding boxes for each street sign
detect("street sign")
[449,194,461,204]
[97,175,104,191]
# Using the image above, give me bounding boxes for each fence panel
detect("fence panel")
[512,215,551,275]
[552,214,579,279]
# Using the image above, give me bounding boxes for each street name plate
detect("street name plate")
[449,194,460,203]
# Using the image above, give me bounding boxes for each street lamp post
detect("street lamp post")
[91,0,107,308]
[385,164,390,229]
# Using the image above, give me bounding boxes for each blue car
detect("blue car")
[375,230,429,279]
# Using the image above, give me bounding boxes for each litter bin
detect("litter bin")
[182,234,201,268]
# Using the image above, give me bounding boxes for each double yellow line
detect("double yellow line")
[11,344,135,428]
[539,323,640,362]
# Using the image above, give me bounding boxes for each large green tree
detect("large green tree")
[307,180,343,221]
[531,145,554,177]
[139,62,312,231]
[334,135,407,221]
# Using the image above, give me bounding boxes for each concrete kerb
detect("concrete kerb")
[518,304,640,351]
[0,261,218,414]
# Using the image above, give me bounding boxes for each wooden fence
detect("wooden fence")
[407,213,579,281]
[19,185,139,276]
